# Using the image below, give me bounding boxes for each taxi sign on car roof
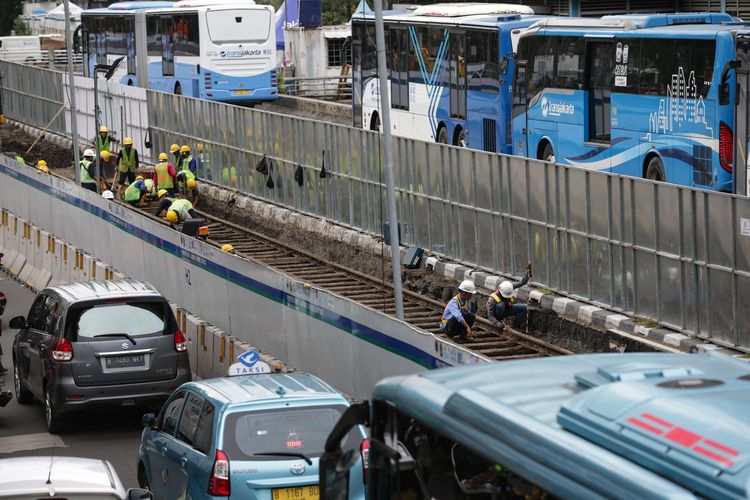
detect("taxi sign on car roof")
[228,350,271,376]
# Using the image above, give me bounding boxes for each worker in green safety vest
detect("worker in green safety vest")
[79,149,98,193]
[154,152,177,196]
[115,137,140,198]
[123,175,151,205]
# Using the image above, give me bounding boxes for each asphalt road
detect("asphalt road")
[0,273,143,487]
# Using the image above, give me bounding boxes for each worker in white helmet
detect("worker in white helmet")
[80,149,98,193]
[439,279,477,341]
[487,266,532,332]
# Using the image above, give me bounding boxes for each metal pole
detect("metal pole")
[373,0,404,320]
[64,0,80,184]
[94,71,101,193]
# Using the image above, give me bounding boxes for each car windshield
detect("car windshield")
[222,405,361,461]
[66,301,170,341]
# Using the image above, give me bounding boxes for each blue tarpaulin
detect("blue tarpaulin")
[275,0,300,51]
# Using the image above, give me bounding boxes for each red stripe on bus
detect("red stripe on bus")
[665,428,702,448]
[703,439,739,457]
[694,446,735,467]
[627,418,664,435]
[641,413,673,428]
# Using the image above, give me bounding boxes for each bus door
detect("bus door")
[736,35,750,195]
[450,31,467,124]
[512,60,528,156]
[585,42,614,145]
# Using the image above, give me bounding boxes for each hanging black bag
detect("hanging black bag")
[255,154,269,175]
[294,164,304,187]
[319,150,327,178]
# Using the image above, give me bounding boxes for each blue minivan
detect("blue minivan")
[137,372,367,500]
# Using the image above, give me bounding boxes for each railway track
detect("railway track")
[47,164,572,360]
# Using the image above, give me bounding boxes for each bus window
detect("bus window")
[146,16,161,57]
[389,27,409,111]
[673,39,715,98]
[467,31,499,94]
[160,16,174,77]
[528,36,554,101]
[613,38,641,93]
[586,42,614,142]
[639,39,673,96]
[556,36,584,90]
[368,402,553,499]
[174,13,199,57]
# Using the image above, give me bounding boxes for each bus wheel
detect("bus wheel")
[127,80,134,86]
[456,129,467,148]
[174,83,182,95]
[645,156,665,182]
[437,127,449,145]
[540,142,555,163]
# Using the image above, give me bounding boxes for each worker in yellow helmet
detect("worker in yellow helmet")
[36,160,50,174]
[154,152,177,196]
[179,145,196,175]
[115,136,140,198]
[93,125,118,155]
[221,244,235,254]
[170,143,181,166]
[163,199,195,225]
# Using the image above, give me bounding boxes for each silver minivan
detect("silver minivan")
[10,280,191,433]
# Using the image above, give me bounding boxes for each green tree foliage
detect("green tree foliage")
[13,16,30,35]
[0,0,24,36]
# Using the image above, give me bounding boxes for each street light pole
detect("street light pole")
[63,0,80,184]
[94,71,101,192]
[373,0,404,320]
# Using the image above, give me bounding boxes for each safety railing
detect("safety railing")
[281,75,352,101]
[2,60,750,350]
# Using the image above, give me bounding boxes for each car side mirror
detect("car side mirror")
[9,316,26,329]
[127,488,153,500]
[142,412,156,428]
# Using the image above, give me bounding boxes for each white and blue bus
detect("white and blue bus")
[80,0,278,103]
[322,352,750,499]
[511,13,744,192]
[351,3,538,153]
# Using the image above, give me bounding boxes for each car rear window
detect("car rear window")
[65,300,175,341]
[222,405,361,461]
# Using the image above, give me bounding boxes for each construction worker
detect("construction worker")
[179,145,197,175]
[196,143,210,178]
[80,149,98,193]
[170,143,181,166]
[115,137,139,197]
[36,160,49,174]
[154,152,177,196]
[440,280,477,341]
[154,189,176,216]
[164,198,195,224]
[143,178,157,199]
[123,175,151,205]
[14,154,25,165]
[93,125,117,154]
[487,268,532,332]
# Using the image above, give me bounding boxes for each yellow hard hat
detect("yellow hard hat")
[100,150,111,161]
[37,160,47,168]
[157,189,168,198]
[187,178,196,190]
[123,137,134,146]
[38,164,49,174]
[221,244,235,253]
[196,143,203,152]
[166,210,179,223]
[100,125,108,133]
[135,175,144,181]
[159,152,169,161]
[180,145,191,154]
[170,144,180,153]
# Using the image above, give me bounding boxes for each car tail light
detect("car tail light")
[208,450,230,496]
[720,121,734,173]
[51,338,73,362]
[360,438,370,483]
[174,329,187,352]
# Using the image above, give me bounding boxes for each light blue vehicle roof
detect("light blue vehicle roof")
[373,352,750,499]
[183,372,349,408]
[82,1,175,14]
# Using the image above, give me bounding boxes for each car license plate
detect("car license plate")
[105,354,145,368]
[233,89,249,95]
[272,485,319,500]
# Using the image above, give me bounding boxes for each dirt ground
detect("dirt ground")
[2,121,657,355]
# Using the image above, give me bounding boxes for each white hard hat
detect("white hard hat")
[499,280,514,298]
[458,279,476,294]
[83,148,95,157]
[102,190,114,200]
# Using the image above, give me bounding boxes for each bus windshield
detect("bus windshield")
[206,8,271,43]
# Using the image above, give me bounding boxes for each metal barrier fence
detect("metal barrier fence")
[3,62,750,350]
[0,61,65,133]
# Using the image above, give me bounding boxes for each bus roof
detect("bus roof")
[374,352,750,499]
[106,1,174,10]
[351,9,544,31]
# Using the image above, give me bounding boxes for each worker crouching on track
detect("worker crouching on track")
[175,167,198,204]
[115,137,139,198]
[123,175,154,206]
[154,152,177,196]
[487,267,532,332]
[155,191,195,223]
[440,280,477,341]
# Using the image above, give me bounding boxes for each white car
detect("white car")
[0,456,151,499]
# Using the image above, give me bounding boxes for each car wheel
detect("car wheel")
[645,156,665,182]
[13,362,34,405]
[44,385,62,434]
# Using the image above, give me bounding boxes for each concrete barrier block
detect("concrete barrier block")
[49,238,65,286]
[80,253,94,281]
[213,331,234,378]
[28,230,53,291]
[196,324,215,380]
[113,271,127,280]
[94,260,108,281]
[61,244,77,284]
[16,222,36,284]
[1,213,20,273]
[184,313,203,378]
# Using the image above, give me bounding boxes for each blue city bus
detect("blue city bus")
[351,3,540,153]
[80,0,278,103]
[321,352,750,499]
[511,13,745,192]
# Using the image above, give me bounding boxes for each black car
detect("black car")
[10,280,191,433]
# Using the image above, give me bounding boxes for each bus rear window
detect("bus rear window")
[206,9,270,44]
